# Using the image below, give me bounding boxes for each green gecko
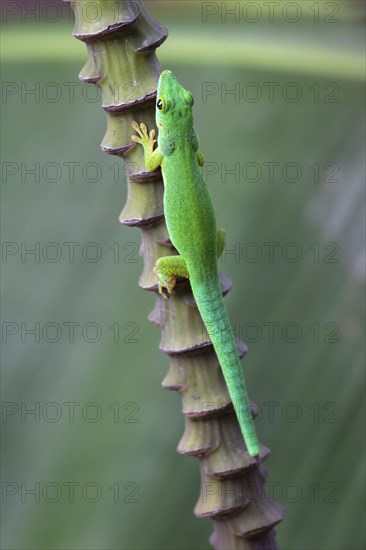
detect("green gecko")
[131,70,260,458]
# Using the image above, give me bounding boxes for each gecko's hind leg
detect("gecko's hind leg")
[217,228,226,259]
[153,255,189,298]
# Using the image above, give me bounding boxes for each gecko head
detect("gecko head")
[156,70,194,129]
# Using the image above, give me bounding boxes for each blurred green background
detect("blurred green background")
[1,1,365,549]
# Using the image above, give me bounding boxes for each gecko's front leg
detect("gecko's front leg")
[131,121,163,171]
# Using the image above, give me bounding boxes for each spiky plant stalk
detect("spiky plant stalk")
[64,1,284,547]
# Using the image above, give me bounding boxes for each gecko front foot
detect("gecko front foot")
[153,266,176,299]
[131,121,156,153]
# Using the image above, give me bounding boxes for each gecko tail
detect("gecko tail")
[193,280,260,458]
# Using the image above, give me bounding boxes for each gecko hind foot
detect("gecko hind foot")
[153,266,176,298]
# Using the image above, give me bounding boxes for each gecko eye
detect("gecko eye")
[157,99,163,110]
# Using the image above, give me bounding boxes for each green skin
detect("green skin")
[131,70,260,457]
